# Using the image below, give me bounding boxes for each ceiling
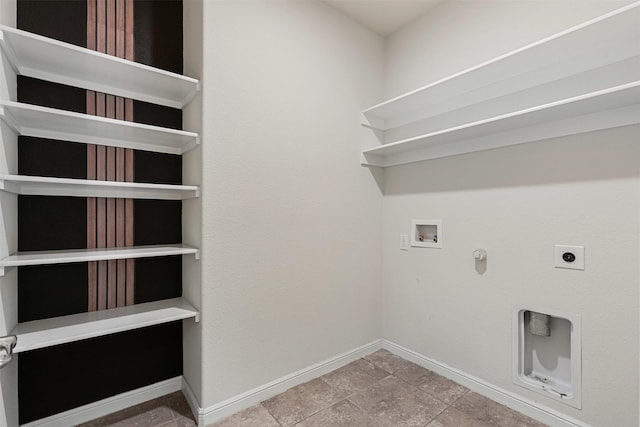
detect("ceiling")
[323,0,442,36]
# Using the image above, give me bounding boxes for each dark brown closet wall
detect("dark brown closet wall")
[16,1,185,423]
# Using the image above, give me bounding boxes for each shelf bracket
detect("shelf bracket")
[0,105,22,136]
[0,31,21,75]
[0,335,17,369]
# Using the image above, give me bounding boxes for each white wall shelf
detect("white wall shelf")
[0,101,199,155]
[0,244,199,276]
[361,2,640,167]
[11,297,199,353]
[362,82,640,167]
[0,25,199,109]
[362,2,640,130]
[0,174,200,200]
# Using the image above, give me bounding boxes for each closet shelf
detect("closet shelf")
[0,244,199,276]
[0,174,200,200]
[0,25,199,109]
[363,2,640,130]
[11,297,199,353]
[362,82,640,167]
[0,101,199,155]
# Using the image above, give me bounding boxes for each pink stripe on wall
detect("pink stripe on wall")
[87,0,135,311]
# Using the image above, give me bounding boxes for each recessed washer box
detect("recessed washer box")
[513,307,582,409]
[411,220,442,248]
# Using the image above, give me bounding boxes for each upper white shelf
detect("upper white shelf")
[11,297,199,353]
[0,174,200,200]
[363,2,640,130]
[0,101,199,155]
[0,244,199,276]
[362,82,640,167]
[0,25,199,109]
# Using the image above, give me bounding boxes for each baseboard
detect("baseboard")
[181,376,205,427]
[52,339,587,427]
[199,339,383,426]
[21,376,183,427]
[382,339,591,427]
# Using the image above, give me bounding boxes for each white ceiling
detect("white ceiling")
[323,0,442,36]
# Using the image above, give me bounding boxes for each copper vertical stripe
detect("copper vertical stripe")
[124,0,135,307]
[115,0,127,307]
[106,0,116,308]
[87,0,135,311]
[87,0,98,312]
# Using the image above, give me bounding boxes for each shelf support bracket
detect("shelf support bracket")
[0,31,21,75]
[0,335,17,369]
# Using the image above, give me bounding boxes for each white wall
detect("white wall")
[182,0,204,407]
[0,2,18,427]
[382,1,639,426]
[0,1,15,30]
[200,0,384,408]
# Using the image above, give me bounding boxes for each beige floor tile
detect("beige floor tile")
[426,407,493,427]
[78,404,150,427]
[453,392,548,427]
[78,393,191,427]
[76,356,547,427]
[109,405,175,427]
[295,399,380,427]
[394,360,468,403]
[363,350,407,374]
[393,359,433,387]
[321,358,389,395]
[418,372,468,404]
[348,375,447,427]
[262,378,345,426]
[210,404,280,427]
[166,393,197,426]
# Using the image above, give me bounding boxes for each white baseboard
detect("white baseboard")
[21,376,183,427]
[28,339,589,427]
[181,376,205,427]
[198,339,383,426]
[381,339,590,427]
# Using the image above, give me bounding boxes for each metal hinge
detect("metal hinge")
[0,335,17,369]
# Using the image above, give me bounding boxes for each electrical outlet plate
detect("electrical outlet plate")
[554,245,584,270]
[400,234,409,251]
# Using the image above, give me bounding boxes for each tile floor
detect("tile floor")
[82,350,548,427]
[78,391,197,427]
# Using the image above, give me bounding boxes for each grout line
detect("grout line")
[260,403,284,427]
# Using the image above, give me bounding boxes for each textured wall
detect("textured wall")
[182,0,203,406]
[200,0,384,408]
[0,2,18,426]
[381,1,639,426]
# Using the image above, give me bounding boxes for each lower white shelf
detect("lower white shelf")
[0,244,199,276]
[0,174,199,200]
[11,297,199,353]
[362,82,640,167]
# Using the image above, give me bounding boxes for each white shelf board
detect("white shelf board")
[0,174,199,200]
[363,2,640,129]
[0,25,199,109]
[12,297,199,353]
[362,82,640,167]
[0,244,199,276]
[0,101,199,155]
